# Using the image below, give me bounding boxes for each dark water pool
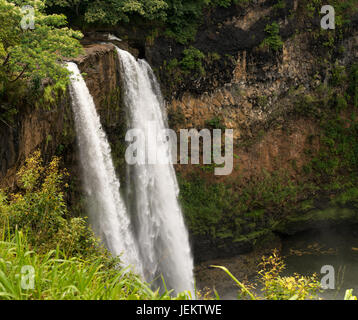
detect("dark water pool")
[281,224,358,300]
[199,223,358,300]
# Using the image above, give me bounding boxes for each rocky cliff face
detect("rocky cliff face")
[1,0,358,264]
[0,90,72,189]
[160,7,358,180]
[0,44,122,193]
[145,0,358,262]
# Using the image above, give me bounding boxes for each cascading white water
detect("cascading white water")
[116,48,195,294]
[66,62,143,276]
[66,55,195,295]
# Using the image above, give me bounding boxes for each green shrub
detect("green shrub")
[180,47,206,76]
[0,152,193,300]
[213,250,321,300]
[331,65,347,87]
[178,170,303,240]
[260,22,283,52]
[0,230,190,300]
[0,0,83,99]
[205,116,225,130]
[273,0,286,10]
[0,151,98,258]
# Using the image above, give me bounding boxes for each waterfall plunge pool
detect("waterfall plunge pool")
[195,223,358,300]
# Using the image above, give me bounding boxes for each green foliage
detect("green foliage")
[0,152,194,300]
[344,289,357,300]
[305,0,357,52]
[257,251,321,300]
[207,52,221,62]
[178,173,231,238]
[273,0,285,10]
[46,0,168,24]
[179,46,205,76]
[331,187,358,206]
[328,0,357,26]
[214,251,321,300]
[0,230,191,300]
[161,46,207,94]
[0,0,82,124]
[163,0,240,44]
[260,22,283,52]
[295,92,323,118]
[0,151,98,257]
[85,0,167,25]
[0,0,82,93]
[311,114,358,178]
[335,94,348,112]
[205,116,225,130]
[330,65,348,87]
[46,0,242,44]
[178,170,304,240]
[305,0,357,26]
[292,63,358,209]
[257,95,269,109]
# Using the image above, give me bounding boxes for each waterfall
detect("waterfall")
[66,52,195,295]
[66,62,143,276]
[116,48,195,294]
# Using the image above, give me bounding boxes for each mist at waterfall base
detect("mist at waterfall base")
[67,56,194,295]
